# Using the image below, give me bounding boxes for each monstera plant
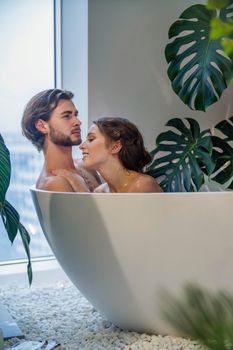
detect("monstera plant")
[147,0,233,192]
[0,133,32,284]
[152,2,233,348]
[147,116,233,192]
[147,118,215,192]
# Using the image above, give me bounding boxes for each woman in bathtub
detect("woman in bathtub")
[54,117,162,193]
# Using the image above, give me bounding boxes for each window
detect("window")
[0,0,55,261]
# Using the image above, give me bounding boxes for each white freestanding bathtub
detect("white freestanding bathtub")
[30,189,233,335]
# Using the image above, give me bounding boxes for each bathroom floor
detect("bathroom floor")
[0,261,205,350]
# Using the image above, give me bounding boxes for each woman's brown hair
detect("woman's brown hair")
[93,117,151,172]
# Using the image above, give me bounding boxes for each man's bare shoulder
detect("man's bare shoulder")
[36,175,74,192]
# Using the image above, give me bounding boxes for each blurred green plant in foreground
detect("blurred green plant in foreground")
[208,0,233,56]
[162,284,233,350]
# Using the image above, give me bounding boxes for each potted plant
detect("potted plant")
[147,0,233,192]
[0,133,32,284]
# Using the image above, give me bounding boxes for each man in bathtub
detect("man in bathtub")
[21,88,101,192]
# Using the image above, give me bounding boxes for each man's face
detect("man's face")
[47,99,82,146]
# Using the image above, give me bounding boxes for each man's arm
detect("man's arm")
[50,170,90,192]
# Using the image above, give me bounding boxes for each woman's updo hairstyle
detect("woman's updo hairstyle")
[93,117,152,173]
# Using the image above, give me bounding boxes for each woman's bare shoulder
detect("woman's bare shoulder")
[129,174,163,193]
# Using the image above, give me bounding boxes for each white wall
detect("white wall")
[60,0,88,142]
[60,0,233,151]
[88,0,233,150]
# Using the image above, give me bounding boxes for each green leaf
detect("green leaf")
[210,18,233,39]
[1,201,32,285]
[0,134,11,204]
[1,200,20,243]
[207,0,230,10]
[0,133,32,285]
[146,118,215,192]
[165,4,233,111]
[222,37,233,55]
[19,223,33,285]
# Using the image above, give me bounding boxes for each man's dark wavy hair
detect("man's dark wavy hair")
[21,89,74,151]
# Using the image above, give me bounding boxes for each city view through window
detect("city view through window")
[0,0,54,261]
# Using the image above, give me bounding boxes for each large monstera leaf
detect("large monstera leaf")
[165,3,233,111]
[146,118,215,192]
[211,117,233,188]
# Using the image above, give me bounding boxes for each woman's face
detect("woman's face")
[79,124,111,170]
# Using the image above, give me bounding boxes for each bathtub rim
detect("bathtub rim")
[29,186,231,196]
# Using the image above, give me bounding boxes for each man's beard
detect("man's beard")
[50,127,82,146]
